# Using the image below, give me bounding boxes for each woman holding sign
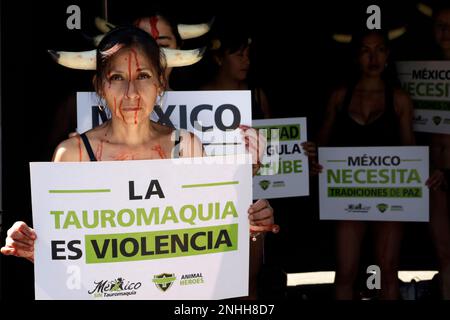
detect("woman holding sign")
[1,26,277,299]
[423,3,450,299]
[317,29,415,300]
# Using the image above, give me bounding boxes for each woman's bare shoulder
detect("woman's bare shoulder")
[393,87,414,115]
[52,136,82,162]
[327,85,348,111]
[393,87,412,105]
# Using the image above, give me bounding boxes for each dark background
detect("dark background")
[0,0,442,299]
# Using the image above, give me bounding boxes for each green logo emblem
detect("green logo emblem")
[259,180,271,190]
[152,273,176,292]
[433,116,442,125]
[376,203,388,213]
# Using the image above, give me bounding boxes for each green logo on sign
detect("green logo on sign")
[433,116,442,125]
[152,273,176,292]
[376,203,388,213]
[259,180,271,190]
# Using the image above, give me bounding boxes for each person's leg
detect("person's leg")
[429,188,450,299]
[373,222,403,300]
[335,220,367,300]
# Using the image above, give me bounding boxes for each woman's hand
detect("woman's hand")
[248,199,279,237]
[426,169,448,191]
[240,125,266,176]
[301,141,323,175]
[0,221,36,263]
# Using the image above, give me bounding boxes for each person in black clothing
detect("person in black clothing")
[317,29,415,300]
[422,3,450,299]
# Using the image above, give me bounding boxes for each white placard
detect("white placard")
[397,61,450,134]
[30,155,252,300]
[77,91,252,155]
[318,147,429,221]
[252,118,309,199]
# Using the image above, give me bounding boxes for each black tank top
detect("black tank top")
[79,130,182,161]
[251,88,265,120]
[329,85,401,147]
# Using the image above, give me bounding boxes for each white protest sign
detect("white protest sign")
[397,61,450,134]
[252,118,309,199]
[30,155,252,300]
[77,91,252,155]
[318,147,429,221]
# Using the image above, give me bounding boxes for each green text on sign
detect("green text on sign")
[254,124,301,141]
[85,224,238,263]
[328,187,422,198]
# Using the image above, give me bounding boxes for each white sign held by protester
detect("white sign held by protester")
[77,91,252,155]
[252,118,309,199]
[318,146,429,221]
[30,155,252,300]
[397,61,450,134]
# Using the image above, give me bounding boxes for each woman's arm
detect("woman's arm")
[1,221,36,262]
[1,136,83,262]
[394,88,416,146]
[317,87,345,146]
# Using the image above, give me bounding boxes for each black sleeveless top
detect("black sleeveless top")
[329,85,401,147]
[79,130,182,161]
[251,88,265,120]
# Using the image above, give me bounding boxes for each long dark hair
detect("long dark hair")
[197,17,253,87]
[94,26,166,94]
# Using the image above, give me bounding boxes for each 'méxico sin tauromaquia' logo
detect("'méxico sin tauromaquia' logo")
[152,273,176,292]
[88,277,142,298]
[345,203,370,213]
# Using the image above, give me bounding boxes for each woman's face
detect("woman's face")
[135,16,177,84]
[221,46,250,82]
[357,33,389,78]
[434,9,450,51]
[136,16,178,49]
[101,47,160,124]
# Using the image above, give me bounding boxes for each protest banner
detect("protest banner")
[30,155,252,299]
[319,147,429,221]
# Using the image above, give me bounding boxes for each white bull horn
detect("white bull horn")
[97,16,213,40]
[162,47,206,67]
[93,34,105,46]
[48,49,96,70]
[332,34,352,43]
[333,26,406,44]
[388,26,407,40]
[177,17,214,40]
[48,47,205,70]
[95,17,116,33]
[417,3,433,17]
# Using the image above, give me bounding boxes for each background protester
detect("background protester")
[317,29,415,300]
